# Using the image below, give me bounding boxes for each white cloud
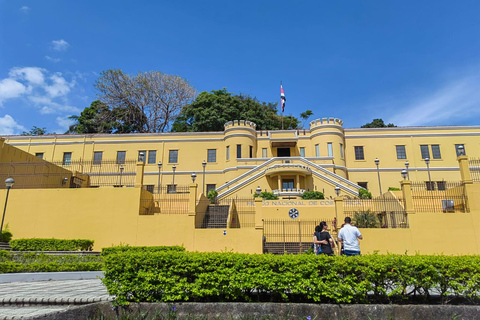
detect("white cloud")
[56,116,75,131]
[0,67,79,115]
[0,115,26,135]
[20,6,30,13]
[389,74,480,126]
[51,39,70,51]
[0,79,27,104]
[45,56,61,63]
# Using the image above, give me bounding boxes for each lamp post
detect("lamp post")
[335,186,340,197]
[139,152,145,163]
[405,161,410,180]
[157,161,162,194]
[401,169,408,180]
[172,165,176,187]
[334,186,340,233]
[425,157,432,186]
[119,166,124,187]
[202,160,207,195]
[1,178,14,242]
[256,186,262,197]
[375,158,382,195]
[191,173,197,183]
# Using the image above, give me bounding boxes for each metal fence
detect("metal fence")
[344,198,409,228]
[410,181,467,213]
[470,158,480,183]
[263,219,337,255]
[142,185,190,214]
[195,197,256,229]
[0,161,75,189]
[219,197,256,228]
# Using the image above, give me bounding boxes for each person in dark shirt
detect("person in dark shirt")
[314,221,336,256]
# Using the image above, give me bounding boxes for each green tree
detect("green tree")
[358,188,372,199]
[67,101,117,134]
[361,119,396,128]
[21,126,47,136]
[172,88,300,132]
[299,110,314,128]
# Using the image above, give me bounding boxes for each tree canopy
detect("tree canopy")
[67,101,118,134]
[171,88,301,132]
[88,69,196,133]
[361,119,396,128]
[21,126,47,136]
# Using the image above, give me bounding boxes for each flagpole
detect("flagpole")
[281,81,284,130]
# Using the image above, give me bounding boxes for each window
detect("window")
[116,151,126,164]
[300,147,305,158]
[354,146,364,160]
[396,146,406,159]
[425,181,435,191]
[35,152,44,159]
[340,144,344,159]
[145,185,155,193]
[455,144,466,156]
[206,184,216,194]
[436,181,446,191]
[226,146,230,160]
[431,145,441,159]
[138,150,146,163]
[358,182,368,189]
[148,150,156,164]
[327,143,333,157]
[262,148,268,158]
[167,185,177,194]
[169,150,178,163]
[282,179,294,190]
[420,145,430,159]
[62,152,72,165]
[315,144,319,157]
[249,146,253,158]
[93,151,103,165]
[207,149,216,162]
[236,144,241,159]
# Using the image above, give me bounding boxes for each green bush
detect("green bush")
[388,187,401,191]
[101,245,185,256]
[301,191,324,200]
[353,210,379,228]
[10,238,94,251]
[253,191,278,200]
[0,224,13,243]
[102,252,480,306]
[0,251,103,273]
[358,188,372,199]
[207,189,218,204]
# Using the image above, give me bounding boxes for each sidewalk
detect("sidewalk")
[0,273,112,319]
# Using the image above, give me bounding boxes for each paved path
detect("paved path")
[0,277,111,319]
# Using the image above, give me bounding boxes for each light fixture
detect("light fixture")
[405,161,410,180]
[256,186,262,196]
[1,178,15,241]
[401,169,408,180]
[202,160,207,195]
[191,173,197,183]
[457,145,465,156]
[335,186,340,197]
[375,158,382,195]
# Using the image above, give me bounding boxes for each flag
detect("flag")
[281,84,286,112]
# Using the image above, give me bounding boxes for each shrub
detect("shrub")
[0,223,12,243]
[102,252,480,306]
[388,187,401,191]
[207,189,218,204]
[301,191,324,200]
[253,191,278,200]
[358,188,372,199]
[10,238,94,251]
[352,210,379,228]
[101,245,185,256]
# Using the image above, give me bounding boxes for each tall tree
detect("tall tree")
[21,126,47,136]
[171,88,300,132]
[361,119,396,128]
[94,69,196,133]
[67,101,117,134]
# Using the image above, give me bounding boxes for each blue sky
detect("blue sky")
[0,1,479,135]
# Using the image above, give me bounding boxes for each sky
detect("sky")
[0,1,479,135]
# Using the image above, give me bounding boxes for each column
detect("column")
[134,161,145,188]
[401,180,415,214]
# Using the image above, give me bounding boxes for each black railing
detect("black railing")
[470,158,480,183]
[344,198,409,228]
[142,185,190,214]
[263,219,337,255]
[410,181,467,213]
[0,161,74,189]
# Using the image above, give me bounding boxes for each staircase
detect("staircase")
[201,205,230,228]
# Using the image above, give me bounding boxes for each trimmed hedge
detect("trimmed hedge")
[10,238,94,251]
[0,251,103,273]
[102,252,480,306]
[101,245,185,256]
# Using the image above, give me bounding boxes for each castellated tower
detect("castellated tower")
[223,120,257,181]
[309,117,347,178]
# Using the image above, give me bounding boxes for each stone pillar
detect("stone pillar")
[189,183,198,216]
[134,161,145,188]
[458,155,474,212]
[296,174,300,190]
[458,156,472,183]
[255,197,263,230]
[334,197,344,233]
[401,180,415,214]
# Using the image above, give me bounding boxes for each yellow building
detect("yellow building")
[1,118,480,255]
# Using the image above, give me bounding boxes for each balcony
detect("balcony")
[264,164,312,176]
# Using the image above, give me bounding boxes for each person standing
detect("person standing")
[337,217,363,256]
[314,221,335,256]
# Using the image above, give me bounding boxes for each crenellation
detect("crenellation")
[309,117,344,129]
[224,120,257,130]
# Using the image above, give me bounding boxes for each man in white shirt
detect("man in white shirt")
[338,217,363,256]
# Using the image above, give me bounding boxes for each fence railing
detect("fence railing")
[410,181,467,213]
[195,197,256,229]
[263,219,337,255]
[470,158,480,183]
[141,185,190,214]
[344,198,409,228]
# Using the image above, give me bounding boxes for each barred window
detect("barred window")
[431,145,441,159]
[93,151,103,165]
[420,145,430,159]
[116,151,126,164]
[169,150,178,163]
[354,146,364,160]
[148,150,156,164]
[396,146,406,159]
[62,152,72,166]
[207,149,216,162]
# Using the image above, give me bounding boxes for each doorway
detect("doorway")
[277,148,291,157]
